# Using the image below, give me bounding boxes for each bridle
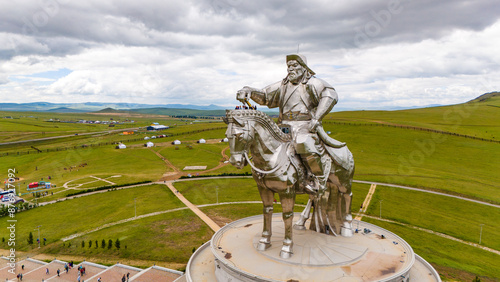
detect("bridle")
[231,120,289,175]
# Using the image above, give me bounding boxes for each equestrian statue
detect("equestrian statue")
[224,54,355,259]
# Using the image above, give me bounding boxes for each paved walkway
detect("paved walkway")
[164,182,221,232]
[355,183,377,221]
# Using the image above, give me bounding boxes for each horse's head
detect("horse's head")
[223,110,253,169]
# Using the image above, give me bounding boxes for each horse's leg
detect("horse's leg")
[256,184,274,251]
[278,189,296,259]
[294,194,314,230]
[339,169,354,237]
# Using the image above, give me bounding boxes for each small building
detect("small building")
[145,142,154,148]
[197,139,206,144]
[221,137,229,142]
[116,143,126,149]
[144,136,150,140]
[146,125,169,131]
[172,140,181,145]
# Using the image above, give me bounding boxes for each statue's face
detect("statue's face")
[287,60,305,84]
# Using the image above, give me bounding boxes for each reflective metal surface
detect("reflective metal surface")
[227,54,355,258]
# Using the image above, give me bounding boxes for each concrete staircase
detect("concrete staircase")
[0,256,184,281]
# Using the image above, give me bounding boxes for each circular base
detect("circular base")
[185,213,441,282]
[210,213,414,281]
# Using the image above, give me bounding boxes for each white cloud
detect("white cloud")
[0,0,498,109]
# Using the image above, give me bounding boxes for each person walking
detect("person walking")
[57,269,60,276]
[121,274,126,282]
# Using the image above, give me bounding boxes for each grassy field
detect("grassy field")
[42,209,213,266]
[174,178,370,210]
[323,123,500,203]
[0,97,499,281]
[0,146,168,196]
[365,186,500,250]
[0,184,183,249]
[327,94,500,140]
[155,143,226,171]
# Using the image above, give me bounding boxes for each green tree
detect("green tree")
[115,238,120,249]
[108,239,112,249]
[81,240,85,248]
[88,240,92,248]
[95,240,98,248]
[101,239,106,248]
[27,232,34,245]
[473,276,481,282]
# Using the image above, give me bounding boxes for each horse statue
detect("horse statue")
[223,109,355,259]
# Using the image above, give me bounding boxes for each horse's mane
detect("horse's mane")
[225,110,291,142]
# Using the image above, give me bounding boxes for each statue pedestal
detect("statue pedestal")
[184,213,441,282]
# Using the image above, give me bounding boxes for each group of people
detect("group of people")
[234,104,257,110]
[122,272,130,281]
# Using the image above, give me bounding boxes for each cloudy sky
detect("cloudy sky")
[0,0,499,110]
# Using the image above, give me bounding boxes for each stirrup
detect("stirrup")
[304,183,318,194]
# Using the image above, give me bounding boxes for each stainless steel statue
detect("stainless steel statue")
[224,54,355,259]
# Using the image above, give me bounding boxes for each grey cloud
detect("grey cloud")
[1,0,499,58]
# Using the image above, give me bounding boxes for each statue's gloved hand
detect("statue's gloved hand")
[236,86,252,103]
[309,118,320,133]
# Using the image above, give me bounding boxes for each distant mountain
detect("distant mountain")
[0,102,227,112]
[129,107,226,117]
[46,107,87,113]
[95,107,129,113]
[1,92,497,115]
[468,91,500,103]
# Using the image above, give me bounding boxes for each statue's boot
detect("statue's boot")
[302,153,331,194]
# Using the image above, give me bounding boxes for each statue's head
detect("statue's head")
[286,54,315,84]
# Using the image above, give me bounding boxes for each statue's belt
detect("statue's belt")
[281,112,311,121]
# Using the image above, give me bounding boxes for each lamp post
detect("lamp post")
[35,225,41,248]
[479,224,484,244]
[379,200,383,219]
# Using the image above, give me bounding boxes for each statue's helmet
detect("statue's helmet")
[286,54,315,75]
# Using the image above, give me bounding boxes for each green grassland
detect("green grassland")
[327,93,500,140]
[0,184,183,250]
[174,178,370,210]
[155,143,226,171]
[0,146,167,195]
[365,186,500,250]
[43,209,213,265]
[323,123,500,203]
[0,96,499,280]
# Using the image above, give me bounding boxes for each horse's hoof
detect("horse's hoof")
[280,250,293,259]
[293,224,306,230]
[256,242,271,251]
